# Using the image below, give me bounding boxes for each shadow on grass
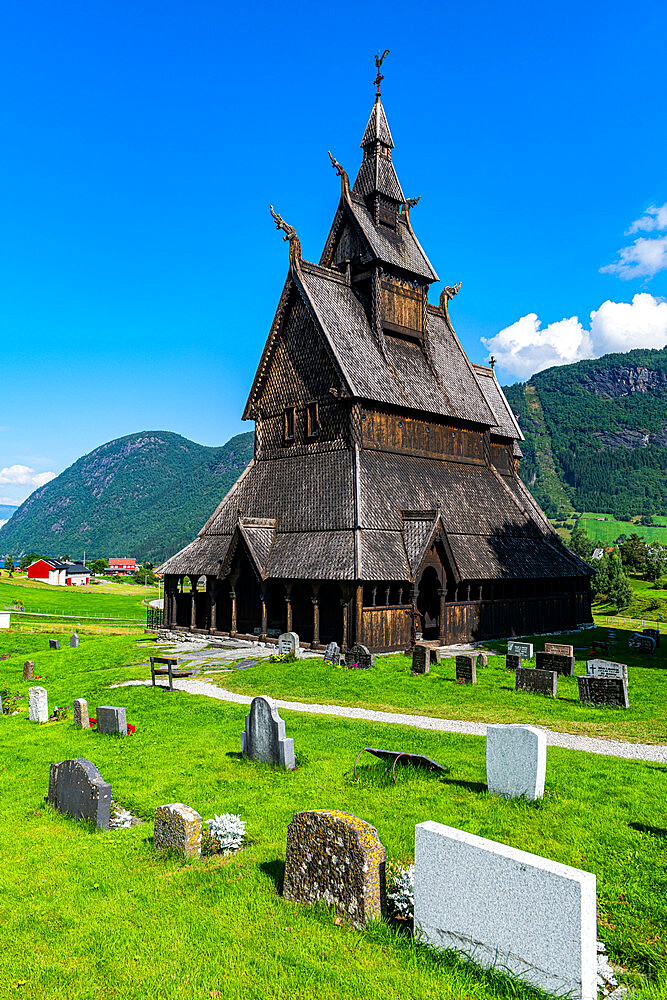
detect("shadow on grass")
[443,777,488,795]
[630,821,667,838]
[260,858,285,894]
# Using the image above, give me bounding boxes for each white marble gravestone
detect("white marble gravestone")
[586,659,628,681]
[486,724,546,801]
[242,695,295,769]
[29,686,48,723]
[278,632,299,657]
[414,821,597,1000]
[507,640,533,658]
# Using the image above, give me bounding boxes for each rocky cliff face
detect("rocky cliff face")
[583,366,667,398]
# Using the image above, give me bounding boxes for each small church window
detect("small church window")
[306,401,320,439]
[283,407,295,443]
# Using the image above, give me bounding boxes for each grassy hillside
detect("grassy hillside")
[579,512,667,546]
[0,430,254,564]
[504,346,667,518]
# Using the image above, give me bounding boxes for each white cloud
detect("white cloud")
[600,234,667,280]
[484,293,667,379]
[628,203,667,233]
[0,497,19,506]
[0,465,56,487]
[0,519,7,529]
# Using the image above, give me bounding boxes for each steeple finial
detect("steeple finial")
[373,49,390,99]
[270,206,302,268]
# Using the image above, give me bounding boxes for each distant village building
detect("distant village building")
[591,549,604,560]
[159,83,594,652]
[27,559,90,586]
[104,558,137,576]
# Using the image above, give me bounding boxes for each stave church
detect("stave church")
[159,76,593,652]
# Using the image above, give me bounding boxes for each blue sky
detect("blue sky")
[2,0,666,505]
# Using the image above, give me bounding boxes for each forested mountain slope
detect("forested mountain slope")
[0,431,254,564]
[503,347,667,518]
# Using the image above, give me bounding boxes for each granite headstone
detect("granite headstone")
[323,641,340,664]
[49,639,60,650]
[476,652,488,668]
[642,628,660,648]
[577,676,629,709]
[455,654,476,685]
[586,659,628,681]
[28,686,48,723]
[515,667,558,697]
[412,643,431,674]
[507,640,533,658]
[486,724,547,801]
[70,633,79,648]
[544,642,574,656]
[241,695,295,769]
[73,698,89,729]
[96,705,127,736]
[506,653,522,671]
[344,644,374,669]
[278,632,300,657]
[154,803,202,857]
[22,660,35,681]
[48,757,112,830]
[535,651,574,676]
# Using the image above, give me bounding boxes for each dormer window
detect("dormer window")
[378,199,397,229]
[306,401,320,439]
[283,407,295,443]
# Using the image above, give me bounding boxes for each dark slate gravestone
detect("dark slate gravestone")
[96,706,127,736]
[23,660,35,681]
[515,667,558,697]
[48,758,112,830]
[323,642,340,664]
[642,628,660,649]
[535,651,574,676]
[506,653,522,671]
[508,640,533,658]
[412,644,431,674]
[345,644,375,669]
[70,633,79,648]
[455,655,476,685]
[241,695,295,769]
[577,675,629,709]
[476,653,488,668]
[49,639,60,650]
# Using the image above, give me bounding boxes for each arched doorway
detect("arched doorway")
[417,565,441,639]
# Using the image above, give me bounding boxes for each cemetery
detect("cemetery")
[0,625,665,999]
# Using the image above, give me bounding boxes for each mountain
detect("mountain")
[0,430,254,563]
[503,346,667,519]
[0,504,18,528]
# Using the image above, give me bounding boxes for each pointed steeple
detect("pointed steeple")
[352,96,404,205]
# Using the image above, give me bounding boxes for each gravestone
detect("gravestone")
[507,640,533,658]
[412,643,431,674]
[455,654,476,685]
[96,705,127,736]
[629,633,655,653]
[344,643,374,669]
[506,653,521,671]
[323,641,340,664]
[154,803,202,857]
[586,659,628,681]
[278,632,299,657]
[486,724,546,800]
[515,667,558,697]
[70,633,79,648]
[48,758,112,830]
[535,651,574,676]
[73,698,89,729]
[23,660,35,681]
[241,695,295,769]
[414,821,597,1000]
[28,686,48,723]
[476,653,487,668]
[544,642,574,656]
[642,628,660,648]
[577,676,629,709]
[49,639,60,650]
[283,809,386,927]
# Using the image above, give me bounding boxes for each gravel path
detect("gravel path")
[115,676,667,764]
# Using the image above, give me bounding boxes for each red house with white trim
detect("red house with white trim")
[104,558,137,576]
[27,559,90,586]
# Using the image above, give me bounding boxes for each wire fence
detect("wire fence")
[1,606,144,623]
[594,613,666,634]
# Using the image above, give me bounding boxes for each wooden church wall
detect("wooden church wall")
[358,406,485,462]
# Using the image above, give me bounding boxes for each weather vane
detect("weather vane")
[374,49,390,98]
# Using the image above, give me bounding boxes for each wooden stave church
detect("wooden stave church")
[159,92,593,652]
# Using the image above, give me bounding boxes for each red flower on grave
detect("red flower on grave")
[127,724,136,734]
[89,718,97,727]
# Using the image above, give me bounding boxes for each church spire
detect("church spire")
[352,98,404,206]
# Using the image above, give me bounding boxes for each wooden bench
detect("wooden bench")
[150,656,194,691]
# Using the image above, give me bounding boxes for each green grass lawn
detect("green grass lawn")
[197,625,667,744]
[594,575,667,623]
[0,577,159,623]
[579,512,667,546]
[1,631,666,999]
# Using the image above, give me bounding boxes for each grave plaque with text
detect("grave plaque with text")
[586,659,628,681]
[515,667,558,697]
[507,641,533,659]
[345,644,374,669]
[577,676,629,709]
[506,653,522,671]
[455,655,476,685]
[278,632,300,657]
[412,644,431,674]
[544,642,574,656]
[536,651,575,676]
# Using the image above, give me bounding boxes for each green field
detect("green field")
[0,577,159,624]
[1,630,666,999]
[579,512,667,545]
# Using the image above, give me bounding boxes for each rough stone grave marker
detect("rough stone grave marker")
[278,631,299,657]
[642,628,660,648]
[586,659,628,681]
[48,758,112,830]
[154,803,202,857]
[323,641,339,664]
[23,660,35,681]
[70,633,79,648]
[476,652,487,668]
[283,809,386,927]
[507,640,533,658]
[412,643,430,674]
[544,642,574,656]
[455,654,476,685]
[515,667,558,698]
[486,724,546,800]
[535,651,574,676]
[577,676,629,709]
[505,653,521,671]
[29,686,48,723]
[73,698,89,729]
[414,821,597,1000]
[49,639,60,650]
[344,643,374,669]
[96,705,127,736]
[630,633,655,653]
[241,695,295,769]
